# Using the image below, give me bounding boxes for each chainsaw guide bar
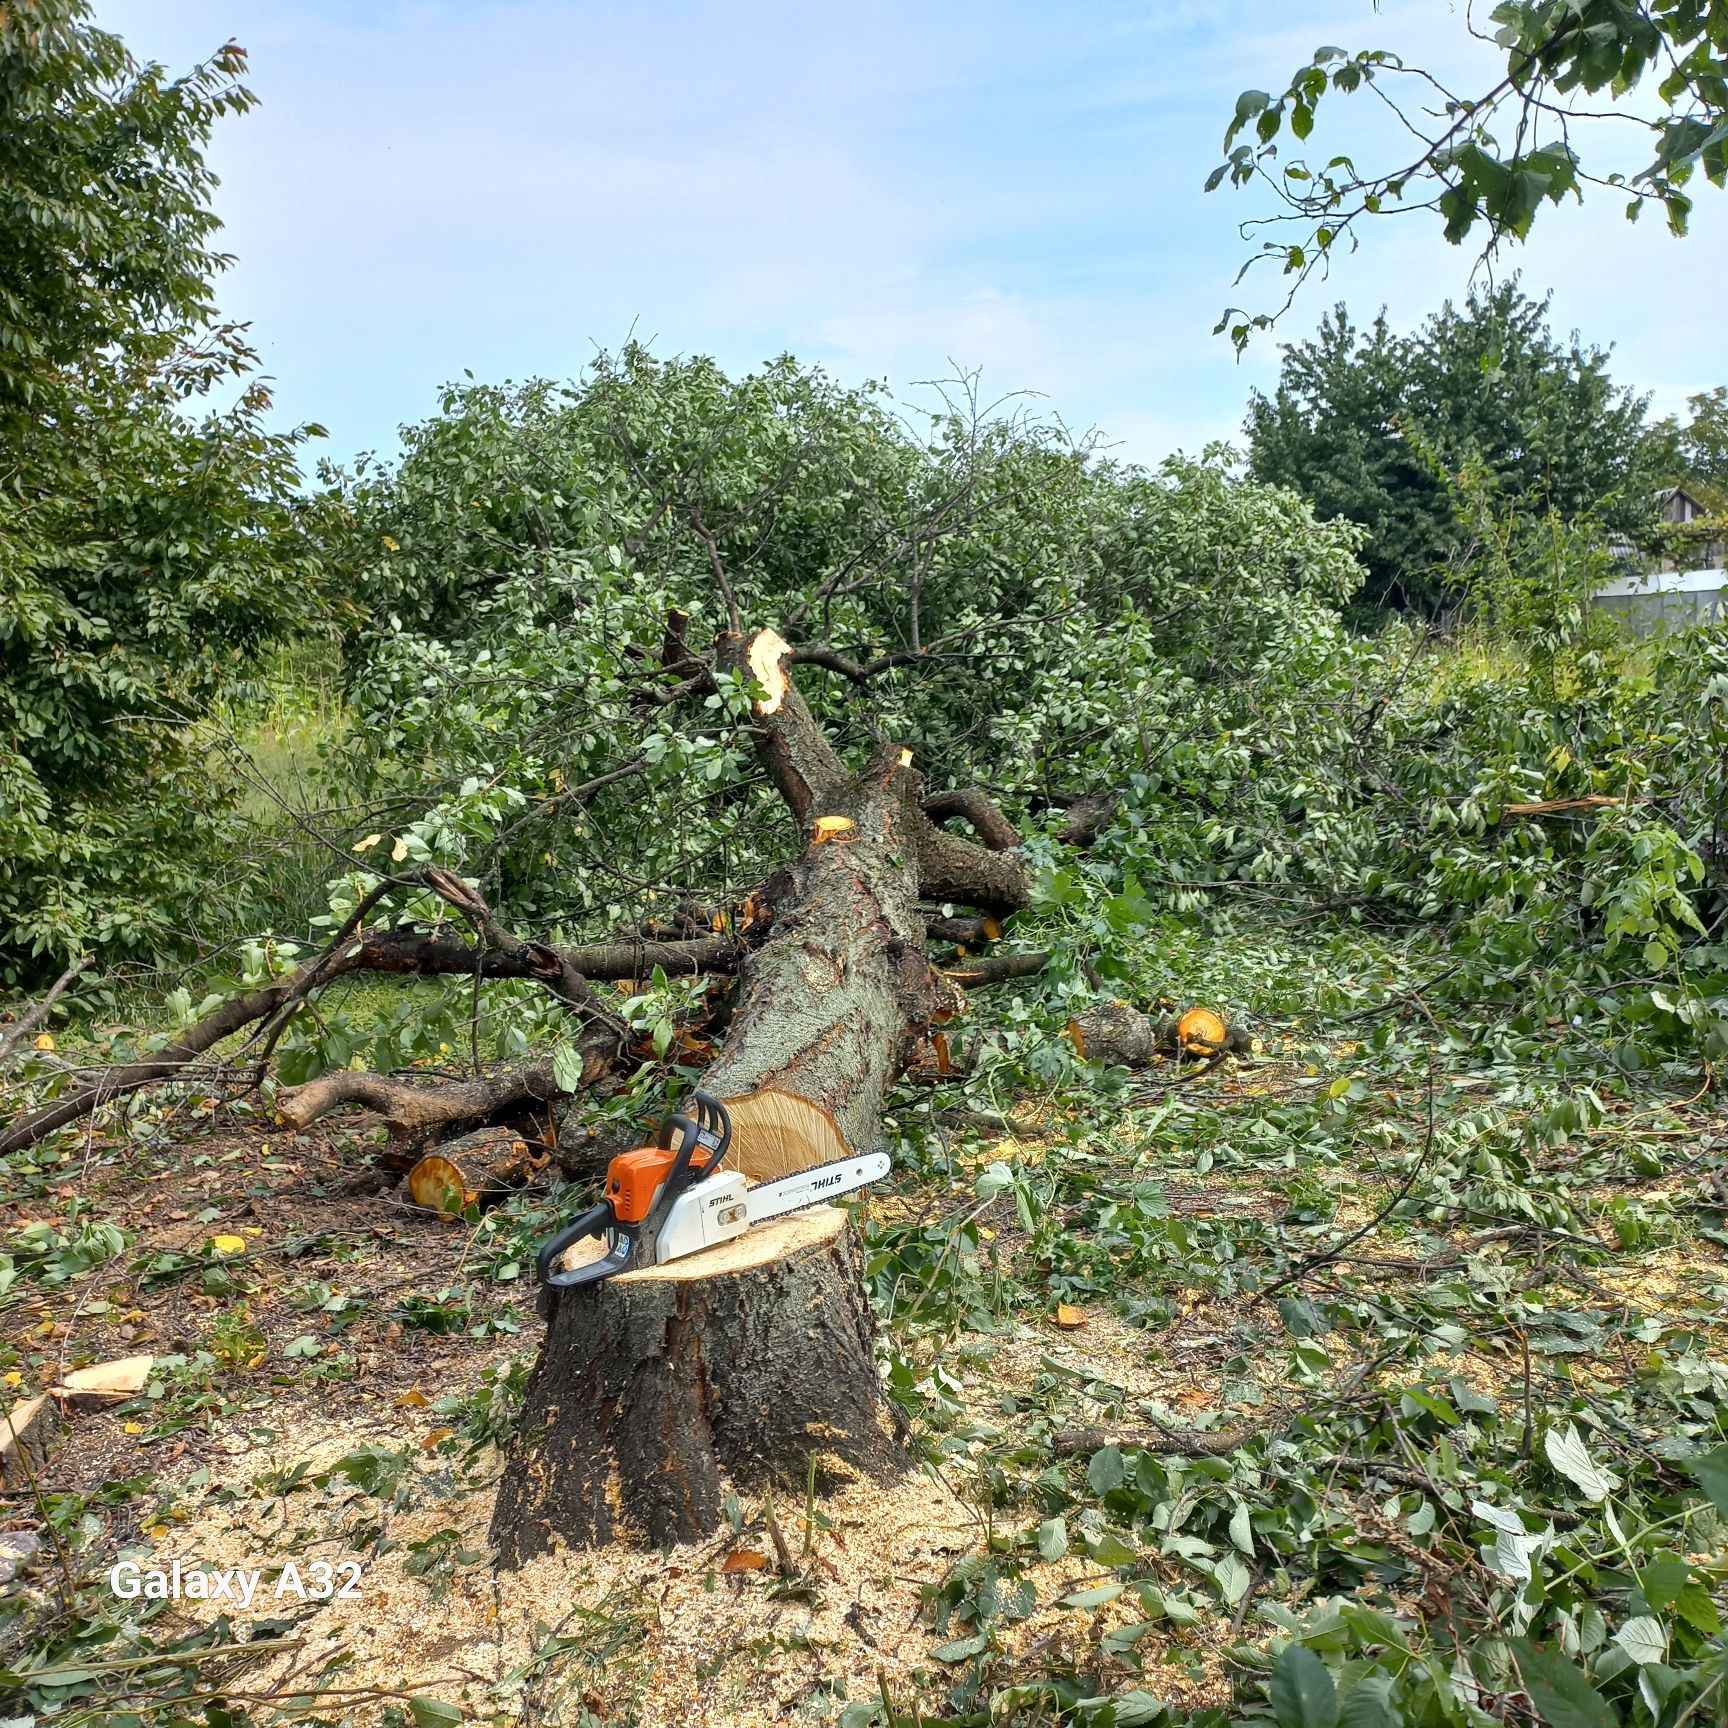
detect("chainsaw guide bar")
[536,1091,889,1288]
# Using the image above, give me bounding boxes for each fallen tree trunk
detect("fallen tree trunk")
[492,628,1027,1556]
[700,742,956,1166]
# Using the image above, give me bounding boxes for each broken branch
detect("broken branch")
[0,954,93,1072]
[277,1060,565,1135]
[921,788,1022,853]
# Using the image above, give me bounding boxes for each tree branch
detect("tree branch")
[0,955,93,1072]
[921,788,1022,852]
[277,1059,569,1135]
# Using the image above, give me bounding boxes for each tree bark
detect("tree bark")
[492,628,1029,1555]
[491,1208,903,1560]
[700,742,955,1166]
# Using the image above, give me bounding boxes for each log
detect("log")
[1067,1002,1249,1068]
[405,1126,548,1215]
[1069,1001,1161,1067]
[943,951,1052,988]
[490,1206,904,1561]
[277,1059,569,1135]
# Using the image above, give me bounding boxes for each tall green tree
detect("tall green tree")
[1246,283,1657,610]
[0,0,332,980]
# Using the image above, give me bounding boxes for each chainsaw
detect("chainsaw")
[536,1091,889,1288]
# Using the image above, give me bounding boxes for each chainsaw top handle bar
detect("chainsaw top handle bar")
[667,1089,731,1170]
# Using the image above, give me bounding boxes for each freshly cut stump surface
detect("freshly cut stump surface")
[491,1206,906,1563]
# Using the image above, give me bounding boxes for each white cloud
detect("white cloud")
[96,0,1728,466]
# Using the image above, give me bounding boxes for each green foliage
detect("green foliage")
[1647,384,1728,514]
[324,347,1362,941]
[1212,3,1728,343]
[0,1,334,980]
[864,982,1728,1726]
[0,0,242,410]
[1246,285,1659,610]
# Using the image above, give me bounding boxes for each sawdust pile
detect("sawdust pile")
[148,1417,987,1724]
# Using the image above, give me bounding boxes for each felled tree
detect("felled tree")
[2,352,1366,1553]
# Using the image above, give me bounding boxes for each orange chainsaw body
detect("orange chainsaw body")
[605,1143,716,1224]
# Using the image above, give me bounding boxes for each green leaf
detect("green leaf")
[1612,1616,1666,1666]
[1213,1551,1253,1606]
[1544,1424,1617,1503]
[1087,1445,1126,1492]
[1270,1645,1337,1728]
[551,1043,585,1094]
[1450,1377,1499,1418]
[1060,1583,1124,1609]
[931,1633,989,1663]
[408,1701,465,1728]
[1102,1620,1157,1657]
[1106,1692,1167,1728]
[1338,1675,1399,1728]
[1674,1582,1721,1634]
[1138,1584,1202,1625]
[1277,1296,1327,1338]
[1234,90,1272,129]
[1508,1638,1618,1728]
[1636,1556,1687,1613]
[1087,1532,1137,1568]
[1228,1500,1256,1555]
[1037,1517,1068,1562]
[1687,1442,1728,1515]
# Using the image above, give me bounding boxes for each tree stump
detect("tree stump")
[490,1206,906,1564]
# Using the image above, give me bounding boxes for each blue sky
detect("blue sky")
[101,1,1728,470]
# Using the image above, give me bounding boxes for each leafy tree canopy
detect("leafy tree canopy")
[1648,384,1728,508]
[0,0,333,979]
[330,347,1364,940]
[1212,0,1728,346]
[1245,282,1659,611]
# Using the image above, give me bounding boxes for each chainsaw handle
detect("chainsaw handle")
[691,1090,731,1166]
[668,1091,731,1172]
[534,1093,734,1290]
[535,1200,615,1287]
[636,1092,731,1268]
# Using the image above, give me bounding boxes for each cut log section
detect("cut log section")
[0,1396,62,1488]
[405,1125,548,1216]
[53,1354,155,1412]
[490,1206,905,1562]
[1066,1001,1252,1069]
[716,1087,851,1183]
